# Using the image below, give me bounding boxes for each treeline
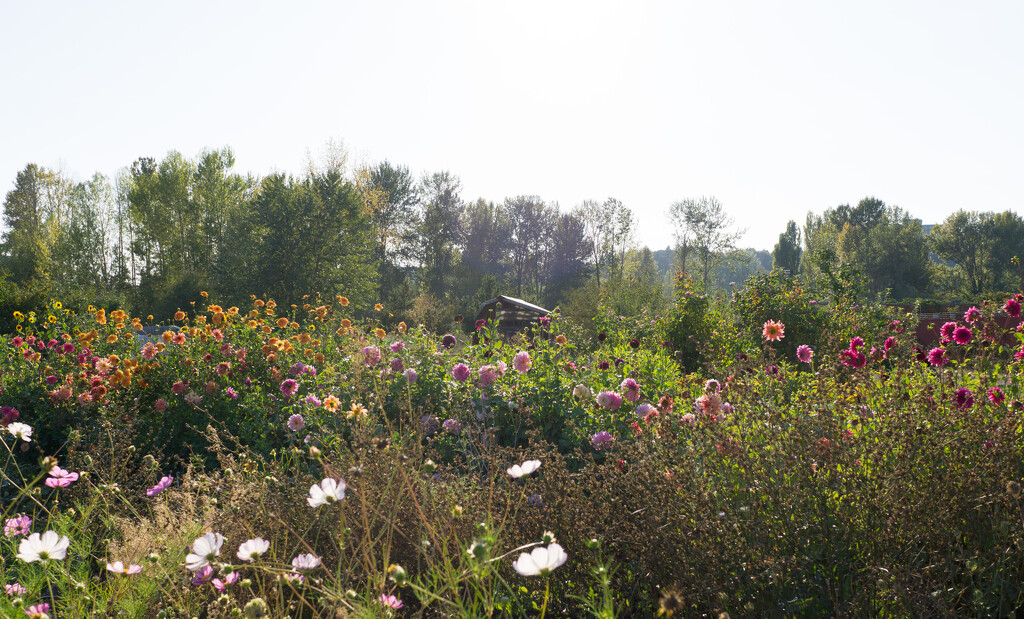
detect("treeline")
[0,147,669,330]
[5,147,1019,331]
[770,197,1024,303]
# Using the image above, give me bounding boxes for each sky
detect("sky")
[1,1,1022,251]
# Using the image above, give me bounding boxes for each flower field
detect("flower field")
[2,290,1024,617]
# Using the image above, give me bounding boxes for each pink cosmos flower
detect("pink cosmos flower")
[288,414,305,432]
[211,329,224,342]
[513,351,532,373]
[964,306,981,323]
[451,363,470,382]
[191,564,214,585]
[5,582,27,595]
[45,466,79,488]
[5,515,31,537]
[146,476,174,497]
[379,594,404,609]
[212,571,239,591]
[796,345,813,363]
[596,390,623,410]
[25,603,50,618]
[988,387,1006,405]
[172,333,186,345]
[952,326,972,345]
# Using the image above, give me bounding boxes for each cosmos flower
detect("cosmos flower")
[307,478,346,507]
[185,532,225,572]
[796,345,813,363]
[237,537,271,562]
[512,543,568,576]
[964,306,981,323]
[287,414,305,432]
[17,531,70,564]
[507,460,541,479]
[378,594,404,610]
[212,571,240,592]
[106,561,143,575]
[7,422,32,442]
[44,466,79,488]
[5,515,31,537]
[291,553,321,571]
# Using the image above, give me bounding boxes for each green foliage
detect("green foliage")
[732,270,830,361]
[2,289,1024,616]
[664,274,737,372]
[772,219,802,275]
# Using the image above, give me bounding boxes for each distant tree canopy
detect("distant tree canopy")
[3,148,1019,326]
[929,210,1024,297]
[802,197,930,301]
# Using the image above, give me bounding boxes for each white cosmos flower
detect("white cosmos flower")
[512,543,567,577]
[307,478,346,508]
[7,422,33,442]
[17,530,70,564]
[185,532,225,571]
[506,460,541,479]
[291,552,321,571]
[237,537,270,562]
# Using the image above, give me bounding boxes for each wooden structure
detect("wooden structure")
[474,295,551,339]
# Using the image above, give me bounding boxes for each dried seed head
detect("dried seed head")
[658,590,685,616]
[1007,480,1021,498]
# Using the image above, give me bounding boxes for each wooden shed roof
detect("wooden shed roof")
[474,295,550,319]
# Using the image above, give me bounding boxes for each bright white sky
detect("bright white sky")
[2,1,1022,251]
